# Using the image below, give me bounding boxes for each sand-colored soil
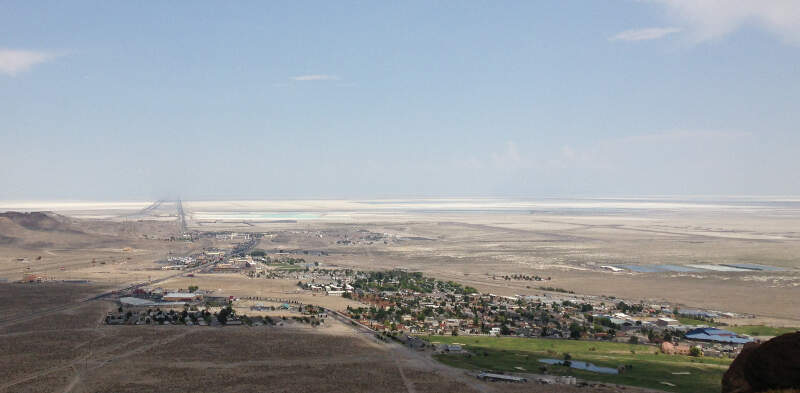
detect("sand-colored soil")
[0,282,648,393]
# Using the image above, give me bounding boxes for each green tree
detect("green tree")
[217,306,233,325]
[569,322,583,339]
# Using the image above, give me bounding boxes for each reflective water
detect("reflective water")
[538,358,619,374]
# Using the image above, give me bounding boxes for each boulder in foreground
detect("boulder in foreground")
[722,332,800,393]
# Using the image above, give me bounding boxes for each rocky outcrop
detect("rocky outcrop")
[722,343,760,393]
[722,332,800,393]
[0,211,70,231]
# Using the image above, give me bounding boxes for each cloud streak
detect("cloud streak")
[0,49,60,76]
[610,27,682,41]
[651,0,800,44]
[290,74,340,81]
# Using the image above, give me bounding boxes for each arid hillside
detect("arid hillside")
[0,211,179,249]
[0,283,648,393]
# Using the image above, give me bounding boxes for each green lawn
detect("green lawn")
[274,263,306,271]
[726,325,798,337]
[425,336,731,393]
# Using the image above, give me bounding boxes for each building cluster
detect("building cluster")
[214,232,252,242]
[105,305,276,326]
[292,268,756,358]
[213,255,261,273]
[114,260,758,358]
[119,288,213,308]
[109,289,328,327]
[160,255,196,270]
[159,249,229,271]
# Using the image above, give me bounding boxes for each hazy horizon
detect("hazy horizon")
[2,3,799,392]
[3,194,800,203]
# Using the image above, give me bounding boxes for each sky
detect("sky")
[1,0,799,200]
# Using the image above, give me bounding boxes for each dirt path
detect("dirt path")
[61,367,81,393]
[393,354,417,393]
[0,329,189,392]
[391,343,492,393]
[0,350,93,392]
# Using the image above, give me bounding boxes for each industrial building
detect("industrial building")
[685,328,752,344]
[162,292,203,302]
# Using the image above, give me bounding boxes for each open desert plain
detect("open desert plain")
[184,198,800,321]
[5,1,800,391]
[0,198,797,393]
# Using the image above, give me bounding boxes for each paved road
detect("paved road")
[176,199,187,233]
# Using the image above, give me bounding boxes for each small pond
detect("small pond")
[538,358,619,374]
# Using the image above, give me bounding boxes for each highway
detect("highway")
[122,199,164,218]
[176,199,187,233]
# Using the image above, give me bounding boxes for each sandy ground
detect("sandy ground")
[8,199,790,392]
[161,273,362,311]
[0,283,648,393]
[177,198,800,323]
[3,198,796,322]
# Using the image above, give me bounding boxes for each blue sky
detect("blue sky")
[1,1,799,200]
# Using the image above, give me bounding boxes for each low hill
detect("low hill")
[0,211,75,232]
[0,211,141,249]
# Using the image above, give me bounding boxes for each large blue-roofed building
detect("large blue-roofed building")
[685,328,752,344]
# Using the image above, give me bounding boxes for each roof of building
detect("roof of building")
[685,328,752,344]
[163,292,199,298]
[120,297,158,306]
[609,317,627,325]
[679,309,718,318]
[478,372,527,382]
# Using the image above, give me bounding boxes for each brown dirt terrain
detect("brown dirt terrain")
[0,283,648,393]
[1,199,797,391]
[0,212,215,287]
[0,282,104,317]
[228,210,800,323]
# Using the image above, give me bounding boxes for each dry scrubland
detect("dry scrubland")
[0,210,218,285]
[1,199,798,392]
[188,199,800,323]
[162,273,362,310]
[0,210,640,392]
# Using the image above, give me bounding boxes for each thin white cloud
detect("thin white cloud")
[476,130,752,172]
[617,129,751,143]
[0,49,60,76]
[610,27,682,41]
[290,74,340,81]
[649,0,800,44]
[490,141,527,170]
